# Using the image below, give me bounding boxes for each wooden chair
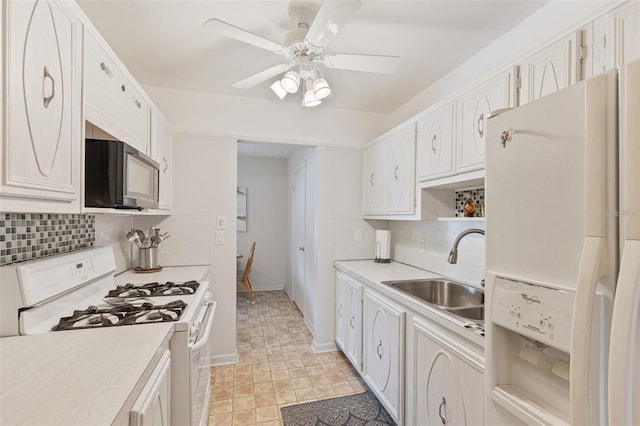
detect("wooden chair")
[237,242,256,303]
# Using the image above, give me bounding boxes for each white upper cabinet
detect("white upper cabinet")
[1,0,81,212]
[416,101,456,181]
[612,1,640,65]
[519,32,580,105]
[457,68,515,173]
[151,110,173,211]
[363,141,384,215]
[363,123,416,217]
[84,28,150,154]
[384,124,416,213]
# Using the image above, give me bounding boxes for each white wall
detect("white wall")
[237,156,288,291]
[94,214,133,274]
[171,133,238,364]
[144,85,389,148]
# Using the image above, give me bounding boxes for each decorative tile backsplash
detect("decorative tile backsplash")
[0,213,95,266]
[455,187,485,217]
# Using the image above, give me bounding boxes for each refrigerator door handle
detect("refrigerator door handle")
[570,236,605,426]
[608,241,640,426]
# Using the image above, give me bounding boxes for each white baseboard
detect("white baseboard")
[312,339,338,353]
[205,351,239,366]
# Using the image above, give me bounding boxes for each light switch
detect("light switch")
[216,216,226,229]
[215,230,225,245]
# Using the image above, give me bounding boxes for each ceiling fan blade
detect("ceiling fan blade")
[232,63,292,89]
[322,53,400,74]
[204,18,284,53]
[304,0,361,50]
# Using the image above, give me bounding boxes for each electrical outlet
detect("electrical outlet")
[418,238,425,252]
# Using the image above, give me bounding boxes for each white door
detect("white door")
[292,163,306,314]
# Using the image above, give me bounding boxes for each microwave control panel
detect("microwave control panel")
[491,276,574,353]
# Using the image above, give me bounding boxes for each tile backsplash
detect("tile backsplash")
[0,213,95,266]
[455,187,485,217]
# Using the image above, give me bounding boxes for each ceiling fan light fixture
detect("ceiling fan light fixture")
[281,70,301,93]
[302,79,322,107]
[311,69,331,99]
[270,80,287,100]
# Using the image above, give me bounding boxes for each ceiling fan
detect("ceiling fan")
[204,0,400,107]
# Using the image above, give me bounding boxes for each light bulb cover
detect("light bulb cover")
[270,80,287,100]
[302,79,322,107]
[313,78,331,99]
[281,71,300,93]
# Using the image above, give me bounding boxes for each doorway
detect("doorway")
[292,161,307,316]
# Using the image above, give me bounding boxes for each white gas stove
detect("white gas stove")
[0,246,214,426]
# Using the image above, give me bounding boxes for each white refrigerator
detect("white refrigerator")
[484,61,638,425]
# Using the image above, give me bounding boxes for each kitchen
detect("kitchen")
[1,0,639,425]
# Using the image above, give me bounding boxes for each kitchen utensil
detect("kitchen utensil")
[139,247,159,270]
[135,229,146,246]
[126,230,141,247]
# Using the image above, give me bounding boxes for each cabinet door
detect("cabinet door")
[344,279,363,371]
[413,321,483,426]
[363,142,384,214]
[363,291,405,423]
[130,350,171,426]
[457,68,514,172]
[84,29,150,154]
[151,110,173,210]
[2,0,81,210]
[335,273,348,351]
[519,32,579,105]
[384,124,416,214]
[611,1,640,66]
[417,101,456,181]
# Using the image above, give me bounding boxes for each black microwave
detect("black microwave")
[85,139,159,209]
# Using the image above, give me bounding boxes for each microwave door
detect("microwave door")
[124,149,159,209]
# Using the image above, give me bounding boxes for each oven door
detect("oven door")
[189,298,216,426]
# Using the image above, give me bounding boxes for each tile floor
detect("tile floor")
[208,290,366,425]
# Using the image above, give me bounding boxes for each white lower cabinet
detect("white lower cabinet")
[410,318,484,426]
[363,290,405,424]
[335,272,363,371]
[130,350,171,426]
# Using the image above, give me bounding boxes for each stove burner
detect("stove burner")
[106,280,200,298]
[51,300,187,331]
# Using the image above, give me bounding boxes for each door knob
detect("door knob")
[298,246,305,251]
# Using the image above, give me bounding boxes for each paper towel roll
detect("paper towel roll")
[375,230,391,261]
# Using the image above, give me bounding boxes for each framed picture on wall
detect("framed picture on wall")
[237,187,247,232]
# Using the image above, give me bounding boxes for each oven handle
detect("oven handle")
[190,300,217,351]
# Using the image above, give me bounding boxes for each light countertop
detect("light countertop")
[115,265,210,286]
[0,323,173,426]
[334,260,485,348]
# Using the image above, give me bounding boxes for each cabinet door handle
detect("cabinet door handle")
[42,66,55,108]
[431,134,437,153]
[477,113,485,138]
[376,340,383,359]
[393,165,399,180]
[439,397,446,425]
[350,315,355,329]
[370,173,374,187]
[163,157,168,173]
[338,304,343,318]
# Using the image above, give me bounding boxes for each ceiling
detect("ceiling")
[77,0,547,114]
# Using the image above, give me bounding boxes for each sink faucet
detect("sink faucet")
[447,228,485,264]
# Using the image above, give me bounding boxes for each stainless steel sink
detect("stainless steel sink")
[381,279,484,308]
[445,306,484,321]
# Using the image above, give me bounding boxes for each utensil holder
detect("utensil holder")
[139,247,159,270]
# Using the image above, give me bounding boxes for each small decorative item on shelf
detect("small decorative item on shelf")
[463,193,477,217]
